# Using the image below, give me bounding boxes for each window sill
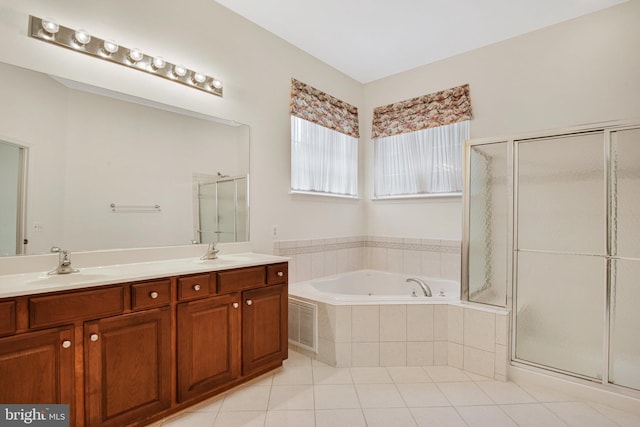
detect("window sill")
[372,192,462,201]
[289,190,359,200]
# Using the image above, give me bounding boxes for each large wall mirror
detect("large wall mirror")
[0,61,250,256]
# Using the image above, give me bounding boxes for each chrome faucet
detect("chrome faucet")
[200,242,220,260]
[48,247,79,275]
[406,278,432,297]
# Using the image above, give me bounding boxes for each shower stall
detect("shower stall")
[196,175,248,244]
[463,120,640,394]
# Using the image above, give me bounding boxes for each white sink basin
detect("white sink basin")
[26,273,112,286]
[196,258,236,265]
[217,254,256,262]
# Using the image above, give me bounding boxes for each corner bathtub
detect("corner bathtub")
[287,270,461,367]
[289,269,459,305]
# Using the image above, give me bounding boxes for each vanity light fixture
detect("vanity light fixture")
[191,72,206,85]
[172,64,187,78]
[127,48,144,64]
[151,56,165,71]
[28,15,223,97]
[40,18,59,37]
[73,29,91,46]
[102,39,119,55]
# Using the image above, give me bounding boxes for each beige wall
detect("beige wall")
[0,0,366,254]
[364,0,640,240]
[0,0,638,256]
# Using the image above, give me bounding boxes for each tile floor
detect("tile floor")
[156,349,640,427]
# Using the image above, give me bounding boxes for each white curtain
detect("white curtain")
[374,120,468,197]
[291,116,358,196]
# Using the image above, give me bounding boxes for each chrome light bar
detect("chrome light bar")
[28,16,223,97]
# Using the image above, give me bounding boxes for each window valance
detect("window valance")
[371,84,472,139]
[290,78,360,139]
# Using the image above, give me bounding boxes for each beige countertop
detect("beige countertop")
[0,252,288,298]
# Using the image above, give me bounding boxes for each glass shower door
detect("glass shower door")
[515,132,606,379]
[608,127,640,390]
[467,142,509,307]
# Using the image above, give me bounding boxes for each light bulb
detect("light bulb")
[151,57,166,71]
[128,48,143,63]
[211,79,222,89]
[102,39,119,54]
[73,29,91,46]
[41,19,59,36]
[172,64,187,78]
[191,72,206,84]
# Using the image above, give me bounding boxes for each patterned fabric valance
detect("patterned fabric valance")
[371,84,472,139]
[290,78,360,138]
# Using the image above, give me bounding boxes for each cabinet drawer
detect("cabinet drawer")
[267,263,288,285]
[178,274,212,301]
[217,266,266,293]
[29,286,124,329]
[132,279,171,310]
[0,300,16,336]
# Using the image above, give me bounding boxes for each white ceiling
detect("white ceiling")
[215,0,625,83]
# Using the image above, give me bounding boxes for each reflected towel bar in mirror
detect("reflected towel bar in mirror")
[110,203,161,212]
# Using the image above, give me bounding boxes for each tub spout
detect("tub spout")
[406,278,432,297]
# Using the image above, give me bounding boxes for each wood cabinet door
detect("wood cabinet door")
[177,293,240,402]
[0,327,74,413]
[242,284,288,375]
[85,307,171,427]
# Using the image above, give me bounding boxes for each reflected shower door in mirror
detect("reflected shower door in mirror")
[195,175,249,244]
[0,140,27,256]
[465,141,508,307]
[0,61,250,256]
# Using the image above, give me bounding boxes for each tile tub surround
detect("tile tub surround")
[289,299,509,379]
[274,236,461,284]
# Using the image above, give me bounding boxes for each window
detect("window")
[374,120,468,197]
[291,116,358,196]
[290,79,359,197]
[372,84,472,198]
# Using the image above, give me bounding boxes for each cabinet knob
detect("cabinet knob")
[246,299,253,306]
[149,291,159,299]
[62,340,72,349]
[193,284,201,291]
[232,302,239,309]
[277,271,284,277]
[90,334,99,342]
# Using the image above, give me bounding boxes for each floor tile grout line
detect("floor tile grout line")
[309,363,317,427]
[497,403,571,427]
[158,349,640,426]
[586,400,627,427]
[544,401,627,427]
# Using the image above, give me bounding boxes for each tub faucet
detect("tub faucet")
[406,278,432,297]
[200,242,219,260]
[48,247,79,275]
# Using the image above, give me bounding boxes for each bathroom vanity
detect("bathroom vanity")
[0,254,288,427]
